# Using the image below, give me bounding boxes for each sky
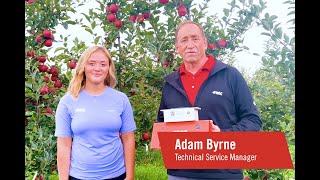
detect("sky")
[201,0,294,75]
[48,0,294,76]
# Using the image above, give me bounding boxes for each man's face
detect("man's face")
[175,23,208,64]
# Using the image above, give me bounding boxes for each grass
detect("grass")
[135,145,168,179]
[42,145,168,180]
[135,164,168,180]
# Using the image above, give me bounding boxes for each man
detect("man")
[157,20,262,180]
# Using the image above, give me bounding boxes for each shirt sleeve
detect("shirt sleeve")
[223,68,262,132]
[119,95,136,133]
[54,95,73,137]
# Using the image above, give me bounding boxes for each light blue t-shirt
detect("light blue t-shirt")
[54,86,136,180]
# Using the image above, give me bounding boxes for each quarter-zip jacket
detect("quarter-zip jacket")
[157,59,262,179]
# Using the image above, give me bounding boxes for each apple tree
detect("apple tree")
[25,0,89,179]
[244,0,295,178]
[25,0,294,179]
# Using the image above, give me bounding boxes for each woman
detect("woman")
[54,45,136,180]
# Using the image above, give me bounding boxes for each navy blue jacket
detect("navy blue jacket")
[157,59,262,179]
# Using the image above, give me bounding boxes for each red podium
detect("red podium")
[150,120,213,150]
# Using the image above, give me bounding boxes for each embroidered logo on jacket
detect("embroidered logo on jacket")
[212,91,223,96]
[75,108,86,112]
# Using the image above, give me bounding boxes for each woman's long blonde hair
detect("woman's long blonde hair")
[67,45,117,98]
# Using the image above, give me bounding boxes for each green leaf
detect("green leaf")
[261,32,271,36]
[269,15,278,22]
[64,20,76,25]
[230,0,236,8]
[74,37,79,45]
[235,49,243,53]
[284,34,290,43]
[54,47,65,53]
[62,23,68,30]
[275,28,283,39]
[287,19,295,24]
[223,8,229,16]
[85,27,93,34]
[94,36,101,44]
[67,7,76,13]
[81,13,91,22]
[287,10,295,16]
[271,35,277,41]
[259,0,265,8]
[91,21,96,29]
[290,37,295,46]
[261,57,268,65]
[261,20,270,30]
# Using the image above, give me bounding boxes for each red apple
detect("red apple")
[44,75,50,83]
[163,60,170,67]
[129,89,136,95]
[169,52,174,59]
[158,0,169,5]
[38,64,48,72]
[178,6,187,17]
[142,133,151,141]
[44,39,52,47]
[43,107,53,114]
[114,19,122,29]
[129,15,136,23]
[243,177,251,180]
[26,0,35,4]
[32,101,38,106]
[48,87,56,94]
[26,98,31,104]
[36,56,46,63]
[51,164,56,172]
[39,86,49,95]
[36,35,42,43]
[68,60,77,69]
[50,34,55,40]
[107,13,116,22]
[49,66,59,75]
[105,6,110,13]
[109,4,119,13]
[54,81,63,88]
[43,29,52,39]
[208,43,216,50]
[51,75,58,81]
[143,12,151,19]
[218,39,227,48]
[136,14,144,23]
[26,50,35,57]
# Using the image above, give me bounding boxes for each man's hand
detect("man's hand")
[210,120,221,132]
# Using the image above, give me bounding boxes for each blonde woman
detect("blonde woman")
[55,45,136,180]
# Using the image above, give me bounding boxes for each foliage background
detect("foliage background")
[25,0,295,179]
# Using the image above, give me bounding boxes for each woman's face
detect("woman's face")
[84,49,110,86]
